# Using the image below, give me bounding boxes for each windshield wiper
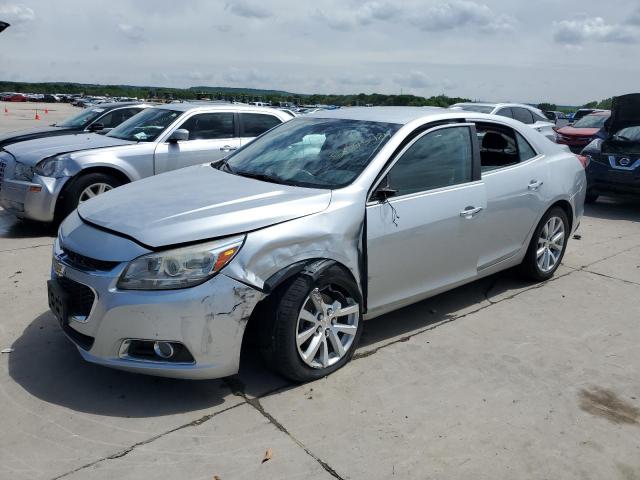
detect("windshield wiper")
[234,170,288,185]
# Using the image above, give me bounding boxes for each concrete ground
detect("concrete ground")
[0,116,638,478]
[1,101,81,132]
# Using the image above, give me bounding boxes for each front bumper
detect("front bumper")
[50,239,265,379]
[0,156,68,222]
[586,158,640,197]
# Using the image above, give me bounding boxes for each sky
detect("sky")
[0,0,639,105]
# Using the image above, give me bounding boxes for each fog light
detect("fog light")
[153,341,174,359]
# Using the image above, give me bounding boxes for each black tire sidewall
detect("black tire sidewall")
[60,172,123,219]
[270,265,363,382]
[523,207,569,281]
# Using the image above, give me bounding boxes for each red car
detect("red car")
[2,93,28,102]
[555,111,610,153]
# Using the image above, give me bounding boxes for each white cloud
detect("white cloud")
[315,1,400,30]
[0,4,35,26]
[412,1,514,32]
[553,17,638,45]
[117,23,145,43]
[225,1,271,19]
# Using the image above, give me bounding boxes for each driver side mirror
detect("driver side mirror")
[88,122,104,132]
[168,129,189,143]
[371,179,397,202]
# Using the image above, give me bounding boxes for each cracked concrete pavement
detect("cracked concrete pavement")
[0,192,638,479]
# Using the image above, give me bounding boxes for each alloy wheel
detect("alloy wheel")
[296,286,359,369]
[78,183,113,203]
[536,216,565,273]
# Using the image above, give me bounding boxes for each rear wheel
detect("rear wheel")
[261,265,363,382]
[520,207,569,281]
[58,172,124,221]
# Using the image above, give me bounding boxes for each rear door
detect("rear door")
[366,124,486,315]
[239,112,283,146]
[154,111,238,173]
[472,121,548,271]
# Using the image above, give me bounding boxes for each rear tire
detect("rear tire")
[57,172,124,222]
[260,265,363,382]
[520,207,569,282]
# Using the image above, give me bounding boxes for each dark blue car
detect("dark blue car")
[582,93,640,203]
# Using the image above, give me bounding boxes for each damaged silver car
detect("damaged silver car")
[48,107,586,382]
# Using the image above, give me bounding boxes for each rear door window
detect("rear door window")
[512,108,534,125]
[179,112,235,140]
[240,113,282,137]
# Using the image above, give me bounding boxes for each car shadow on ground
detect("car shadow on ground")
[0,214,56,239]
[8,267,532,416]
[583,197,639,222]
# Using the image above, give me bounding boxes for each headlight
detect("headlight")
[117,235,245,290]
[583,138,602,152]
[14,161,34,181]
[34,155,68,178]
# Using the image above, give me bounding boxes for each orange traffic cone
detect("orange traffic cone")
[35,111,41,120]
[44,108,49,114]
[3,107,7,114]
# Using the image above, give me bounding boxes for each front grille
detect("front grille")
[63,248,120,272]
[58,276,95,318]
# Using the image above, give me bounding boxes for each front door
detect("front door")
[366,124,486,316]
[154,112,239,174]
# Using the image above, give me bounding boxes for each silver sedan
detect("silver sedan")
[49,107,586,382]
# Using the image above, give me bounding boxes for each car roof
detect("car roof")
[305,106,445,124]
[87,101,148,109]
[152,102,285,114]
[453,102,543,110]
[586,111,611,116]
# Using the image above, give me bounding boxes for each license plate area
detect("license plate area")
[47,279,69,327]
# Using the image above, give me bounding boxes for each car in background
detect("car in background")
[47,107,585,381]
[2,93,27,102]
[0,102,150,148]
[582,93,640,203]
[570,108,607,124]
[43,94,61,103]
[450,103,556,141]
[544,111,566,122]
[555,111,610,153]
[0,104,290,223]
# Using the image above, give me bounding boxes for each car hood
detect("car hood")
[77,164,332,248]
[608,93,640,136]
[557,126,600,137]
[0,125,70,146]
[2,132,133,165]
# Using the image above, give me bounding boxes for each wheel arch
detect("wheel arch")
[240,258,361,360]
[548,198,574,232]
[55,166,132,220]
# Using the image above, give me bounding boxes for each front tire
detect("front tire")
[58,172,124,221]
[520,207,569,281]
[261,265,363,382]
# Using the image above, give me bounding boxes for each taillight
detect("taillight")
[576,155,589,168]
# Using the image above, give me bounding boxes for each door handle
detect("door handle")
[460,206,483,218]
[220,145,238,152]
[528,180,544,191]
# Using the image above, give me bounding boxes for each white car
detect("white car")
[451,103,556,141]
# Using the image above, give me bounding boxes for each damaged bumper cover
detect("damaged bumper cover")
[51,232,265,380]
